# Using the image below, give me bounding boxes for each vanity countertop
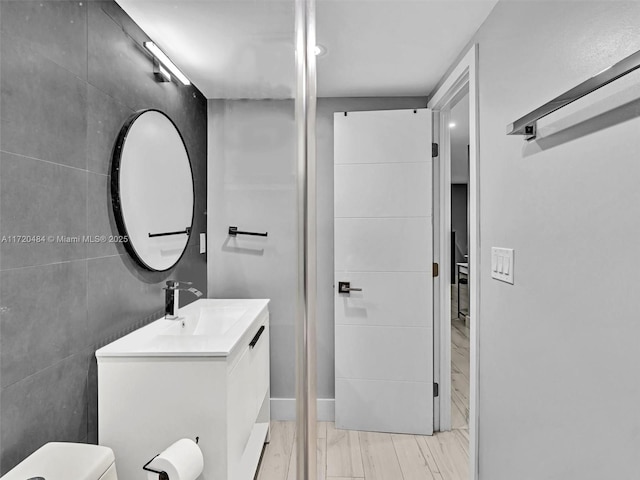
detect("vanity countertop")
[95,298,269,358]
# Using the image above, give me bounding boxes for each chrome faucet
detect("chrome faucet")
[164,280,204,319]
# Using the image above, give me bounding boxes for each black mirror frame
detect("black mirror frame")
[110,109,195,272]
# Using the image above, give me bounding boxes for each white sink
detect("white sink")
[95,299,268,357]
[162,305,248,336]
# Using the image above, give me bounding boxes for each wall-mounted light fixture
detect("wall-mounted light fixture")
[154,62,171,82]
[144,41,190,86]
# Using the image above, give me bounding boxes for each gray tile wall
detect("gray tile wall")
[0,1,207,473]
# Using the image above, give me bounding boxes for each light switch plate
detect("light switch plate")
[199,233,206,254]
[491,247,514,284]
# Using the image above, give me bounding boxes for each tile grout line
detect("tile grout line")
[0,149,109,177]
[0,350,86,391]
[85,154,91,441]
[0,254,122,274]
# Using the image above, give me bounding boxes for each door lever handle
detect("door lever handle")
[338,281,363,294]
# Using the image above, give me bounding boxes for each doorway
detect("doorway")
[428,44,480,480]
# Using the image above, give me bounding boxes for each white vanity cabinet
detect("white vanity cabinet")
[96,299,270,480]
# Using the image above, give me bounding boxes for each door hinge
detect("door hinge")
[432,142,439,157]
[433,383,439,397]
[433,263,439,277]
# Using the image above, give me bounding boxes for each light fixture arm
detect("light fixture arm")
[144,41,191,86]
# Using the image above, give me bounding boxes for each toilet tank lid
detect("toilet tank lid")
[1,442,115,480]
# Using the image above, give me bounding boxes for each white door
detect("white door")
[334,109,433,435]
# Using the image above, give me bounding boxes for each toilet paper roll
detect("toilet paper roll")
[146,438,204,480]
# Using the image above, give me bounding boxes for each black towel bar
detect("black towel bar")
[149,227,191,238]
[228,226,268,237]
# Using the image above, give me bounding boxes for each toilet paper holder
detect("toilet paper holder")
[142,437,199,480]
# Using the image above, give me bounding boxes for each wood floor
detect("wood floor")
[256,285,470,480]
[451,283,470,432]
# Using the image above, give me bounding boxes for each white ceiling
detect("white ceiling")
[116,0,498,99]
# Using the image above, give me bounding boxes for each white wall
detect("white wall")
[208,99,297,399]
[208,97,427,403]
[450,94,469,184]
[438,2,640,478]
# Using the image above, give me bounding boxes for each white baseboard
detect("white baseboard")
[270,398,335,422]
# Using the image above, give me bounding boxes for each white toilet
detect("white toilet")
[0,442,117,480]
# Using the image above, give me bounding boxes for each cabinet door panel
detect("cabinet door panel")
[228,345,254,471]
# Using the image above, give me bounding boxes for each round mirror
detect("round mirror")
[112,109,194,272]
